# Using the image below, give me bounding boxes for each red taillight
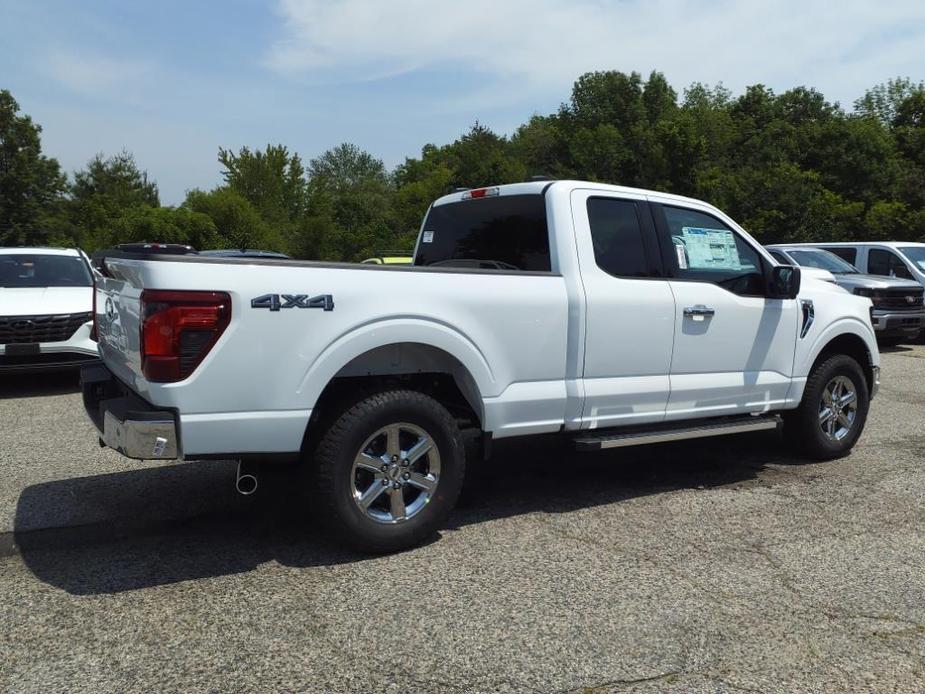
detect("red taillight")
[462,186,500,200]
[140,290,231,383]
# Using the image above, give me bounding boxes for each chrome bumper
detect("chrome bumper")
[102,410,178,460]
[871,311,924,333]
[81,362,180,460]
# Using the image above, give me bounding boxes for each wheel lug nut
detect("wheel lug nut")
[402,472,410,480]
[391,455,398,462]
[392,481,401,489]
[381,479,389,486]
[401,459,410,467]
[380,464,389,472]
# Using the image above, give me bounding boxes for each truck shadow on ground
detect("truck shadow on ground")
[13,431,805,595]
[0,370,82,399]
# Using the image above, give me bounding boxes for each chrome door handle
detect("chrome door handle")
[683,305,715,318]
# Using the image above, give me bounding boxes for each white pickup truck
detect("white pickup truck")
[82,180,880,551]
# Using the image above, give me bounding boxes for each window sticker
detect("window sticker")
[421,230,435,243]
[675,242,688,269]
[678,227,741,271]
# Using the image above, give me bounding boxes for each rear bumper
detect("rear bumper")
[81,362,180,460]
[871,310,924,335]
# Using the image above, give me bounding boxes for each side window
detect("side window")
[824,247,857,265]
[868,249,913,279]
[586,198,649,277]
[658,205,764,296]
[768,250,789,264]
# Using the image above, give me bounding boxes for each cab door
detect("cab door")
[571,189,675,429]
[649,200,799,420]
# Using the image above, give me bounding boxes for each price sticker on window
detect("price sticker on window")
[675,243,688,269]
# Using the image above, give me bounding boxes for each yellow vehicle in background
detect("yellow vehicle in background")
[361,251,413,265]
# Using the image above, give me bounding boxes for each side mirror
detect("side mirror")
[768,264,801,299]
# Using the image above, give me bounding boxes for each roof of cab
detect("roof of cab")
[783,241,925,249]
[0,246,82,256]
[430,179,713,210]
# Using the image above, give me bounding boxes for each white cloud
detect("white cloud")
[267,0,925,106]
[41,51,155,101]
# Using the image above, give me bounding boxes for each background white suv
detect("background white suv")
[0,247,99,372]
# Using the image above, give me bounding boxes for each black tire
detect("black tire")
[784,354,869,460]
[307,389,465,553]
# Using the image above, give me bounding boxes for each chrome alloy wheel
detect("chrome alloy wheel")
[818,375,858,442]
[351,422,441,524]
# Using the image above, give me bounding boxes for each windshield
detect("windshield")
[415,194,551,271]
[0,254,92,288]
[787,249,858,274]
[899,247,925,273]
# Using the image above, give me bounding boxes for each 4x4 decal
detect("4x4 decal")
[250,294,334,312]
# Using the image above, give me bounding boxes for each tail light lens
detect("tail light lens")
[140,290,231,382]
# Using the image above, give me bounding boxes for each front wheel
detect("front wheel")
[306,390,465,553]
[784,354,869,460]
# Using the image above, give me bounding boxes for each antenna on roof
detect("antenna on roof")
[527,175,554,182]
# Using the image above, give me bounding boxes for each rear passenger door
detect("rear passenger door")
[571,190,675,428]
[650,201,799,420]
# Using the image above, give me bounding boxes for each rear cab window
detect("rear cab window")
[414,194,551,271]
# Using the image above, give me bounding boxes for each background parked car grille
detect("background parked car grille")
[0,312,92,344]
[876,290,924,311]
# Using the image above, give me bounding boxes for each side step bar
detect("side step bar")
[573,415,782,451]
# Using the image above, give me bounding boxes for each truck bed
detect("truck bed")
[93,252,571,458]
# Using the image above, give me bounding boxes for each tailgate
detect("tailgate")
[95,260,146,387]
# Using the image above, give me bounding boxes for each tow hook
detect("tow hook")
[235,460,259,496]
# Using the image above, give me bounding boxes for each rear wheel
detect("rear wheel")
[307,390,465,553]
[785,354,869,460]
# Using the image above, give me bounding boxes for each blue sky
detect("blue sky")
[2,0,924,204]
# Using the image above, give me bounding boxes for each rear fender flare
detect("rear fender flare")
[297,318,495,412]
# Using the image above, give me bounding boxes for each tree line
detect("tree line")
[2,70,924,260]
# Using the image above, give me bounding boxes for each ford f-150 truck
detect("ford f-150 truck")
[82,180,880,552]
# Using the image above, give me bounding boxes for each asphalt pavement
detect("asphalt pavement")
[1,347,924,692]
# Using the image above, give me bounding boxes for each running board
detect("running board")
[573,415,782,451]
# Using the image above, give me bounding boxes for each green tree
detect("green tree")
[218,144,307,224]
[72,150,159,208]
[297,143,398,261]
[184,188,285,252]
[67,151,161,249]
[0,90,67,245]
[105,206,221,249]
[855,77,925,125]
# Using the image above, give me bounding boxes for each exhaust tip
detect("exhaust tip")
[235,461,258,495]
[236,474,258,495]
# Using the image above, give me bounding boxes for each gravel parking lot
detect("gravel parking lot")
[1,347,924,693]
